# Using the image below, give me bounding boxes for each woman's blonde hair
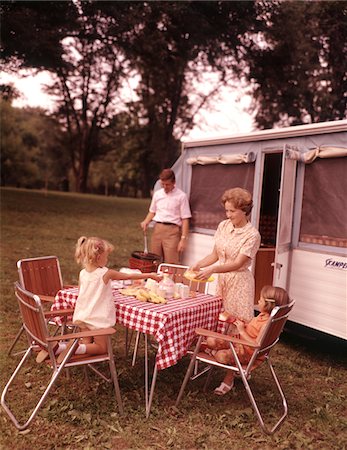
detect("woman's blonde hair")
[221,187,253,216]
[260,285,289,313]
[75,236,114,267]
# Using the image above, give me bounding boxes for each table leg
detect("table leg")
[144,334,159,418]
[126,328,140,358]
[145,334,149,410]
[132,331,141,366]
[146,362,158,419]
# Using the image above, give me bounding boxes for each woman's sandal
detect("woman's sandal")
[214,381,234,396]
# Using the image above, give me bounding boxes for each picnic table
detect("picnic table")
[52,286,223,416]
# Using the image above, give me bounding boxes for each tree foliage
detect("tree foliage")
[116,1,259,193]
[0,1,78,71]
[1,96,68,189]
[1,0,259,195]
[245,0,347,128]
[1,1,346,195]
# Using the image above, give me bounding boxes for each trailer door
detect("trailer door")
[273,145,297,289]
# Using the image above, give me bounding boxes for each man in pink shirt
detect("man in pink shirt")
[141,169,191,264]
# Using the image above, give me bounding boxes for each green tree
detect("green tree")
[245,0,347,128]
[96,110,150,197]
[1,1,260,195]
[1,1,132,192]
[1,96,68,189]
[118,1,259,194]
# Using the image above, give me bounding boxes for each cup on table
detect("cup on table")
[174,283,184,298]
[180,285,190,299]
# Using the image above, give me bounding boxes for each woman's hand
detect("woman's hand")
[194,267,214,281]
[190,263,200,272]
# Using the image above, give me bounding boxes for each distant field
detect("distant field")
[1,188,346,450]
[0,188,152,285]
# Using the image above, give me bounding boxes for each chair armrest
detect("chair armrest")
[195,328,260,348]
[44,309,75,318]
[40,295,55,303]
[47,327,116,342]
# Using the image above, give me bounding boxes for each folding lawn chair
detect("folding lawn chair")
[8,256,74,355]
[1,282,123,431]
[175,300,295,435]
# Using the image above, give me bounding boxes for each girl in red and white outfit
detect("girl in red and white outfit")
[206,285,289,395]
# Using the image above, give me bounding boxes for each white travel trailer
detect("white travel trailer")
[172,120,347,340]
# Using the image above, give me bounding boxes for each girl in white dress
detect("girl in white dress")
[56,236,162,362]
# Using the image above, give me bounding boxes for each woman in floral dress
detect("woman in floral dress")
[192,187,261,322]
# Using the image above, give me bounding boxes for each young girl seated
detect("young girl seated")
[37,236,162,363]
[206,285,289,396]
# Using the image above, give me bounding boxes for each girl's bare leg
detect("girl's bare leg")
[215,349,234,390]
[57,331,107,363]
[78,327,93,345]
[206,337,229,350]
[84,335,108,355]
[222,371,234,386]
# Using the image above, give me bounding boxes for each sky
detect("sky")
[1,70,255,141]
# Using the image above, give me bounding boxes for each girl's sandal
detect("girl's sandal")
[36,349,49,363]
[57,340,76,364]
[214,381,234,396]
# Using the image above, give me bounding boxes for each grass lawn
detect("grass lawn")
[0,187,346,450]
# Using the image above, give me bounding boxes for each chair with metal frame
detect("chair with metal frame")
[175,299,295,435]
[130,263,209,366]
[8,256,74,356]
[1,282,123,431]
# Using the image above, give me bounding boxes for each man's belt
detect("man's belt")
[156,221,178,226]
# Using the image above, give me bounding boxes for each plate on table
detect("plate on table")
[183,270,214,283]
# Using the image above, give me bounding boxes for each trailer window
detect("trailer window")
[300,157,347,248]
[189,163,255,230]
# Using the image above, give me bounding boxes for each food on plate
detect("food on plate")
[183,270,214,283]
[119,287,143,296]
[119,286,167,304]
[136,288,151,302]
[148,292,167,304]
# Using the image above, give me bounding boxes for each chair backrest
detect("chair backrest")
[14,281,49,348]
[256,300,295,359]
[17,256,63,297]
[157,263,207,293]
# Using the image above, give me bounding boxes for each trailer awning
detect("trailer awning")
[186,152,256,165]
[285,146,347,163]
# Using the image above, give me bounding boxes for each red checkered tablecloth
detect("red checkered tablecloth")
[52,288,222,370]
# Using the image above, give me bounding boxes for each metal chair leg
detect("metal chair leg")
[176,336,203,407]
[7,325,25,356]
[107,337,124,415]
[1,346,68,431]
